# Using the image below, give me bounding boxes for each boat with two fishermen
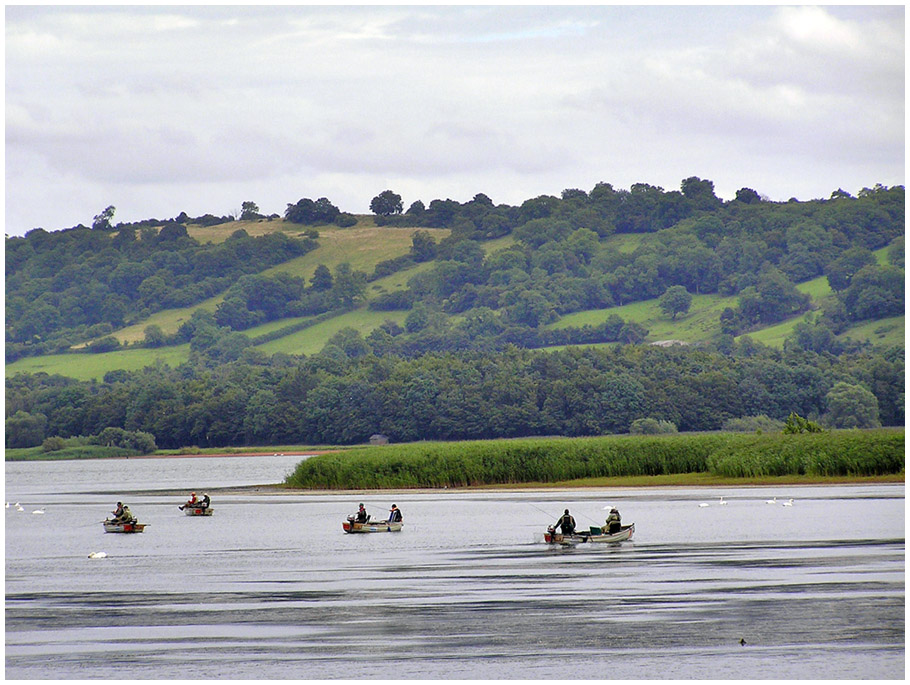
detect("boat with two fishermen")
[179,492,213,516]
[343,503,404,533]
[545,522,634,545]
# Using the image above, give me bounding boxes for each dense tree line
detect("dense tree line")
[6,338,902,450]
[6,226,315,360]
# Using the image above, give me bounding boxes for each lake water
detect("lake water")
[5,456,905,679]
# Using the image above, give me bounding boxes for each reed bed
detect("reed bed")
[285,430,904,489]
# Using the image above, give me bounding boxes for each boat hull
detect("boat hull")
[342,519,403,533]
[103,520,147,533]
[545,523,634,545]
[183,507,213,516]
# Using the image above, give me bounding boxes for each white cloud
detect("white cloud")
[4,5,904,234]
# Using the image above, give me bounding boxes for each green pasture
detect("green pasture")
[839,315,905,348]
[102,294,224,345]
[737,316,804,347]
[550,292,738,344]
[261,226,450,283]
[256,308,409,356]
[6,344,191,381]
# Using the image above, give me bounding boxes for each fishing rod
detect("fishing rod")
[526,500,604,525]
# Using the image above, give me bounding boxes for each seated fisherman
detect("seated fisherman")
[554,509,576,535]
[605,507,622,534]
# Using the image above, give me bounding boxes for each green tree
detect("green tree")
[825,247,877,291]
[310,264,333,291]
[240,201,261,220]
[5,410,48,448]
[92,205,116,230]
[629,417,677,434]
[782,412,823,434]
[331,263,367,307]
[410,230,438,262]
[370,190,403,217]
[824,382,881,429]
[144,325,166,348]
[658,285,693,320]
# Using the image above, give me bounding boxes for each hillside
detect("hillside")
[6,235,900,380]
[5,179,904,450]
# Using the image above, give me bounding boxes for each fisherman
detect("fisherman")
[200,493,211,510]
[111,502,125,521]
[188,492,198,505]
[605,507,622,534]
[116,504,134,524]
[355,503,369,523]
[554,509,576,535]
[388,504,402,523]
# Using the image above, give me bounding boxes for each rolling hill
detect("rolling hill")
[5,226,900,381]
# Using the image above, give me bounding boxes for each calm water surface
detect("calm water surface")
[5,456,905,679]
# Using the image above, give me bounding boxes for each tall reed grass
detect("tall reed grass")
[285,430,904,489]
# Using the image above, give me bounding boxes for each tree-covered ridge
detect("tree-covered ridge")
[6,339,903,449]
[6,225,315,360]
[4,178,905,452]
[5,178,904,365]
[384,182,903,337]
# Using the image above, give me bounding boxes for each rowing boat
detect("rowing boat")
[103,519,147,533]
[545,523,634,545]
[183,506,213,516]
[343,516,403,533]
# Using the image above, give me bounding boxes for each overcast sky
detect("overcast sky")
[5,5,905,236]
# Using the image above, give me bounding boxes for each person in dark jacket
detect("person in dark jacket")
[355,503,369,523]
[554,509,576,535]
[605,507,622,534]
[388,504,402,522]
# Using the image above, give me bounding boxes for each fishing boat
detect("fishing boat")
[342,516,403,533]
[102,519,147,533]
[545,523,634,545]
[182,506,213,516]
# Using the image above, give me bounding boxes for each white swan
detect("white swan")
[5,502,9,509]
[782,499,794,507]
[718,497,727,506]
[16,504,24,512]
[698,502,710,507]
[765,497,777,505]
[88,551,107,559]
[31,508,45,515]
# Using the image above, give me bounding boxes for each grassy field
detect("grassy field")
[261,225,450,283]
[6,344,191,381]
[74,223,448,347]
[839,315,905,348]
[257,308,409,356]
[550,291,737,344]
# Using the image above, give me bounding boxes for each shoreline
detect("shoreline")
[181,473,904,498]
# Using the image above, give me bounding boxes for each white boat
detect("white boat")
[545,523,634,545]
[342,516,403,533]
[103,519,147,533]
[183,506,213,516]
